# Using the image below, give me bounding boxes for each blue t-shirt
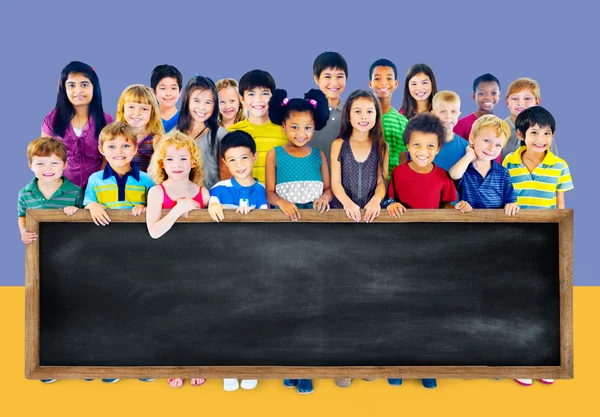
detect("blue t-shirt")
[457,161,517,208]
[209,177,268,209]
[162,110,180,133]
[433,134,469,171]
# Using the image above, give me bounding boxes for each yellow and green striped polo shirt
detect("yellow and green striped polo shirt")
[83,164,154,209]
[502,146,573,209]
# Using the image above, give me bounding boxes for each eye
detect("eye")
[291,125,297,130]
[324,75,331,79]
[492,92,498,96]
[496,144,502,148]
[165,157,173,161]
[484,139,490,143]
[142,107,149,112]
[241,156,249,160]
[247,93,254,97]
[159,87,165,91]
[123,144,130,148]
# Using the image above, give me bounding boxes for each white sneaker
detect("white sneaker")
[515,379,533,386]
[539,379,554,384]
[240,379,258,390]
[223,378,239,391]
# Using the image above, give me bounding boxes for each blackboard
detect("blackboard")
[25,209,573,380]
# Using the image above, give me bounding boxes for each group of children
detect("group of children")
[19,53,573,392]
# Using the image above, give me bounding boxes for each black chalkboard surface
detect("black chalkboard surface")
[25,209,574,379]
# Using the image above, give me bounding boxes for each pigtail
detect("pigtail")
[303,89,329,131]
[268,89,288,126]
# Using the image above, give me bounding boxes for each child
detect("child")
[146,130,210,238]
[177,75,228,189]
[448,115,519,216]
[209,131,266,391]
[216,78,246,128]
[399,63,438,119]
[311,51,348,166]
[150,64,182,133]
[265,88,332,224]
[453,73,501,139]
[386,112,471,216]
[368,58,409,175]
[226,69,287,184]
[116,84,165,172]
[41,61,113,189]
[84,122,154,227]
[431,91,469,171]
[331,91,389,221]
[503,106,573,211]
[502,78,558,161]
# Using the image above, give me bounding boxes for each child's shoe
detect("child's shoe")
[84,379,94,382]
[138,378,154,382]
[224,378,240,391]
[539,379,554,384]
[362,378,376,381]
[297,379,313,394]
[388,378,403,385]
[168,378,184,388]
[515,379,533,386]
[284,379,299,387]
[240,379,258,390]
[335,378,352,387]
[101,379,120,383]
[41,379,56,383]
[422,378,437,389]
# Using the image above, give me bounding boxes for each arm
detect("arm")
[265,149,300,221]
[313,150,333,213]
[330,139,361,222]
[18,216,37,244]
[556,191,565,209]
[363,144,389,223]
[449,145,476,180]
[145,185,198,239]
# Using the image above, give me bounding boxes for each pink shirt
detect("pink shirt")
[41,108,114,189]
[453,113,478,140]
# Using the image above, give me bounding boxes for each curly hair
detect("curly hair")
[148,130,204,186]
[268,88,330,130]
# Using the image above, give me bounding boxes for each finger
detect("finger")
[324,203,330,212]
[182,212,189,218]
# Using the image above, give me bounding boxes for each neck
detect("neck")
[408,161,434,174]
[416,101,429,113]
[379,97,392,114]
[188,121,207,138]
[248,114,269,125]
[351,129,371,142]
[221,118,235,129]
[236,176,256,187]
[135,127,148,140]
[522,149,545,163]
[473,158,491,170]
[160,106,177,120]
[328,97,341,109]
[444,130,455,142]
[73,106,89,118]
[510,114,517,124]
[111,163,132,177]
[37,177,62,192]
[163,177,191,188]
[474,109,492,118]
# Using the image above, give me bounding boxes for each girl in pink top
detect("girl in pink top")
[41,61,113,189]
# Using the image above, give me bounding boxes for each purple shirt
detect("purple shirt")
[41,108,114,189]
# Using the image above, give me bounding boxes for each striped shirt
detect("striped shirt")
[503,146,573,209]
[18,177,83,216]
[209,177,268,209]
[83,164,154,209]
[132,134,155,172]
[382,108,408,178]
[457,161,517,209]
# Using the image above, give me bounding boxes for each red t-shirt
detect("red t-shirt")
[387,163,457,208]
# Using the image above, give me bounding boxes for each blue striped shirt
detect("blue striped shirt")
[457,161,517,208]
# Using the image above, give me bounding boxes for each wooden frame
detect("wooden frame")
[25,208,573,380]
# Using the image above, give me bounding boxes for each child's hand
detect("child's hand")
[88,203,111,226]
[465,145,477,161]
[387,202,407,218]
[455,200,473,213]
[63,206,78,216]
[313,197,330,213]
[21,229,37,244]
[236,205,253,215]
[131,205,146,216]
[279,200,300,221]
[208,203,224,222]
[504,203,520,216]
[363,199,381,223]
[343,201,361,222]
[174,198,200,217]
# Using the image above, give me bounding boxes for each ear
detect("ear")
[472,92,476,101]
[468,134,475,145]
[253,152,258,162]
[63,161,68,170]
[151,88,156,96]
[313,75,320,86]
[393,80,399,89]
[516,130,525,141]
[98,145,105,156]
[536,98,541,105]
[368,81,373,90]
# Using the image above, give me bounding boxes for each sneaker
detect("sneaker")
[335,378,352,388]
[223,378,240,391]
[388,378,403,386]
[101,379,120,384]
[283,379,299,387]
[362,378,376,381]
[240,379,258,390]
[41,379,56,383]
[422,378,437,389]
[297,379,313,394]
[138,378,155,382]
[539,379,554,384]
[515,379,533,386]
[84,379,94,382]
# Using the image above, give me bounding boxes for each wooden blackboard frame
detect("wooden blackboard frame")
[25,209,574,380]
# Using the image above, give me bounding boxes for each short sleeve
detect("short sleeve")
[83,176,98,206]
[502,154,511,168]
[75,188,84,208]
[17,191,27,217]
[41,110,56,136]
[557,161,574,191]
[104,113,115,124]
[440,173,458,203]
[502,170,518,204]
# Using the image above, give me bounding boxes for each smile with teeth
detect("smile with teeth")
[42,173,55,177]
[194,111,207,118]
[358,122,369,127]
[113,156,126,160]
[415,155,429,160]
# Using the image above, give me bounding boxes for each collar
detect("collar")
[512,146,558,165]
[102,163,140,181]
[231,176,257,189]
[24,176,78,193]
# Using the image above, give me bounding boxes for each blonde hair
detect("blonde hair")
[470,115,511,144]
[215,78,246,126]
[505,78,541,101]
[27,137,67,163]
[116,84,165,147]
[432,90,460,109]
[148,130,204,186]
[99,121,138,148]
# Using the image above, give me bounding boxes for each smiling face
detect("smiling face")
[406,131,440,169]
[474,81,500,113]
[349,97,377,133]
[314,67,347,104]
[432,101,461,135]
[99,135,137,169]
[470,127,506,161]
[65,72,93,108]
[408,72,432,103]
[518,123,554,155]
[369,66,398,100]
[223,146,257,182]
[218,86,241,125]
[506,90,539,119]
[188,88,215,128]
[123,102,152,131]
[242,87,272,120]
[162,144,193,181]
[154,77,181,110]
[282,111,315,148]
[29,154,66,184]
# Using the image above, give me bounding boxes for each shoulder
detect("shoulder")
[228,120,250,132]
[545,152,569,169]
[215,126,228,138]
[211,179,234,190]
[139,171,154,184]
[434,165,452,178]
[61,177,82,192]
[88,170,104,181]
[104,113,115,123]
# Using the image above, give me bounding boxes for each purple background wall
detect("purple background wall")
[1,1,596,285]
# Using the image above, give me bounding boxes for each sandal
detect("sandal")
[190,378,206,386]
[168,378,184,388]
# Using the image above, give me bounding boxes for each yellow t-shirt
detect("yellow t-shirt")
[227,120,288,185]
